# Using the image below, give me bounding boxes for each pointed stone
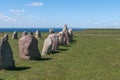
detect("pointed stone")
[18,35,41,60]
[22,31,27,37]
[42,38,52,55]
[12,31,18,39]
[0,38,15,70]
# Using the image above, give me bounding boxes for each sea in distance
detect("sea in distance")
[0,28,84,32]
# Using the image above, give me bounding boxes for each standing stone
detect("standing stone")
[22,31,27,37]
[47,34,59,51]
[35,30,42,38]
[42,38,52,55]
[49,28,54,34]
[0,38,15,70]
[30,32,33,35]
[3,34,9,40]
[52,35,59,51]
[68,28,73,42]
[62,24,70,44]
[18,35,41,60]
[12,31,18,39]
[57,32,66,45]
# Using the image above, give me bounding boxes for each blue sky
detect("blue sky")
[0,0,120,28]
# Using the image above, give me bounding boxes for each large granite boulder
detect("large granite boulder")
[18,35,41,60]
[0,38,15,70]
[22,31,27,37]
[47,34,59,51]
[41,38,52,55]
[3,34,9,40]
[12,31,18,39]
[35,30,42,38]
[62,24,70,44]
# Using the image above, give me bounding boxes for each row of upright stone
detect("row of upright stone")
[0,24,73,70]
[42,24,73,55]
[3,30,42,40]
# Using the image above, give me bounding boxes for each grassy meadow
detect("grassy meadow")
[0,29,120,80]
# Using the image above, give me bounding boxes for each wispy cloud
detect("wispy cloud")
[0,11,45,28]
[25,2,43,7]
[9,9,25,15]
[113,22,119,26]
[93,22,99,25]
[0,13,7,18]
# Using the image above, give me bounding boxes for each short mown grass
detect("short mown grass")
[0,29,120,80]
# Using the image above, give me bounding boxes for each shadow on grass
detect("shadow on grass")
[40,58,52,61]
[0,79,4,80]
[51,51,60,54]
[58,48,68,51]
[6,66,31,71]
[71,39,77,44]
[35,58,52,61]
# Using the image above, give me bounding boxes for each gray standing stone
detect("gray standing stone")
[18,35,41,60]
[3,34,9,40]
[49,28,54,34]
[62,24,70,44]
[35,30,41,38]
[22,31,27,37]
[47,34,59,51]
[42,38,52,55]
[57,32,66,45]
[12,31,18,39]
[30,32,33,35]
[68,28,73,42]
[0,38,15,70]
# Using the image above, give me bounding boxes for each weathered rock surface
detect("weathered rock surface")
[12,31,18,39]
[57,32,66,45]
[42,38,52,55]
[35,30,42,38]
[0,38,15,70]
[3,34,9,40]
[22,31,27,37]
[49,29,54,34]
[47,34,59,51]
[18,35,41,60]
[30,32,33,35]
[62,24,70,44]
[68,28,73,42]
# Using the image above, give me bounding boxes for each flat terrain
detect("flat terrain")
[0,29,120,80]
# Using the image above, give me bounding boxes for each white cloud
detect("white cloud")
[0,12,46,28]
[9,9,24,13]
[93,22,99,25]
[113,22,119,26]
[0,13,7,18]
[9,9,25,16]
[25,2,43,7]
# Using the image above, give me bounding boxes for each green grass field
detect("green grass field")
[0,29,120,80]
